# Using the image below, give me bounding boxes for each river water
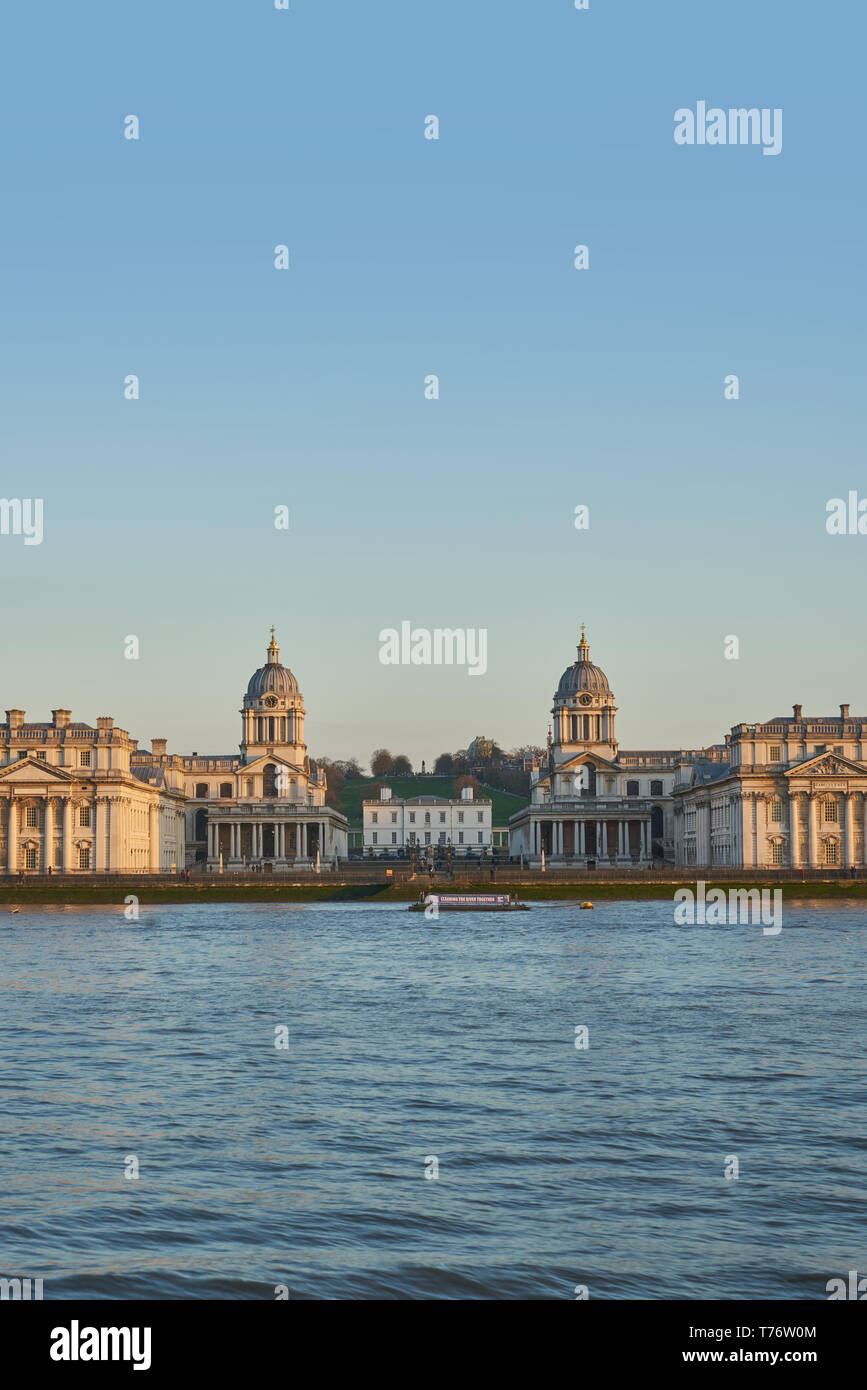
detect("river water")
[0,900,864,1299]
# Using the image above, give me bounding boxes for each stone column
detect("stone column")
[299,822,306,858]
[108,797,120,872]
[63,796,73,872]
[7,793,16,874]
[808,795,818,868]
[789,795,799,867]
[149,803,160,872]
[754,796,766,868]
[845,793,856,867]
[601,822,608,858]
[43,798,52,873]
[94,797,107,872]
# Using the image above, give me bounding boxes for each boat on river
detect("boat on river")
[407,892,529,912]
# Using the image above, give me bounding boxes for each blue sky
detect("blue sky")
[1,1,864,769]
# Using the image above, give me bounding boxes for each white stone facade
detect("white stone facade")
[1,633,348,874]
[509,629,865,870]
[363,786,492,855]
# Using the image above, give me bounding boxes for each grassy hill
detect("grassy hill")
[338,776,526,829]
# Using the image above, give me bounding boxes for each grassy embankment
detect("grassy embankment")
[2,880,867,906]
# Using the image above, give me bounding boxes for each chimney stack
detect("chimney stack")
[793,704,802,721]
[840,704,849,719]
[152,738,168,758]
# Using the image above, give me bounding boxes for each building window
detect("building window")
[25,806,39,827]
[824,799,838,823]
[627,780,639,798]
[824,839,839,865]
[372,832,378,845]
[424,812,430,824]
[245,779,254,797]
[371,812,378,824]
[439,812,446,823]
[219,783,232,799]
[458,812,464,824]
[439,832,445,844]
[25,848,37,869]
[78,846,90,869]
[391,812,397,823]
[769,745,781,762]
[78,805,91,827]
[458,832,464,844]
[477,812,483,823]
[391,832,397,844]
[770,799,782,823]
[195,784,208,799]
[409,813,415,824]
[477,831,483,843]
[79,750,91,767]
[263,764,278,797]
[771,841,784,864]
[650,780,663,796]
[424,832,431,845]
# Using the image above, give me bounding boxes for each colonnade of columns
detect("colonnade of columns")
[3,789,183,873]
[526,817,651,860]
[788,791,866,868]
[207,818,328,864]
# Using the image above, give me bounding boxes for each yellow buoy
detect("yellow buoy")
[11,906,21,913]
[580,901,594,910]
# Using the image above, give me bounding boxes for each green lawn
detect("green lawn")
[338,776,526,828]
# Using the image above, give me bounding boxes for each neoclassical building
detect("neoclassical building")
[1,632,348,874]
[509,627,867,869]
[362,784,492,856]
[508,628,703,864]
[674,709,867,869]
[0,712,186,874]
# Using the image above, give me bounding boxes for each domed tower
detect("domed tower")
[241,629,306,763]
[551,626,618,764]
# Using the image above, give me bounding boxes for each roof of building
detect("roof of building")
[556,627,611,698]
[245,630,300,700]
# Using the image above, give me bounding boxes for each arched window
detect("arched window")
[263,764,277,797]
[626,780,639,798]
[219,783,232,799]
[650,780,663,796]
[195,783,208,799]
[194,809,208,841]
[824,838,839,865]
[651,806,664,848]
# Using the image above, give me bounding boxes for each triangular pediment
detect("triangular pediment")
[785,752,866,779]
[556,750,620,773]
[0,757,77,784]
[240,753,305,775]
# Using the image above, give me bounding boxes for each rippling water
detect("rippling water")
[0,900,864,1299]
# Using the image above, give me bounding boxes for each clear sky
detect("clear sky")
[2,1,864,771]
